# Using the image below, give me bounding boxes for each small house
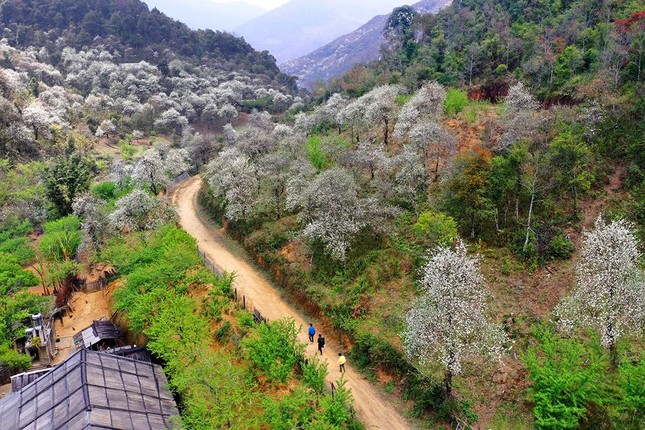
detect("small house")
[73,319,122,351]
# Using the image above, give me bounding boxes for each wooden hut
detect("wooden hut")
[73,320,122,351]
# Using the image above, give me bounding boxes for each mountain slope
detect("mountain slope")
[143,0,266,31]
[0,0,293,87]
[234,0,412,63]
[281,0,452,87]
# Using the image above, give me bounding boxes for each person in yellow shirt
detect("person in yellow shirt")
[337,353,346,373]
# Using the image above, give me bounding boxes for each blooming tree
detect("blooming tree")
[363,85,403,146]
[408,122,458,177]
[206,147,259,221]
[108,189,175,232]
[555,216,644,367]
[394,81,447,138]
[403,241,507,396]
[499,82,540,150]
[72,193,110,252]
[95,119,116,138]
[289,167,397,261]
[131,147,190,195]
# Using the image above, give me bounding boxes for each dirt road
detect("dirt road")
[171,176,411,430]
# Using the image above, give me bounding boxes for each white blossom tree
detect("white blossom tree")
[108,189,175,232]
[554,216,644,367]
[206,147,259,222]
[72,193,110,252]
[289,167,397,261]
[218,103,238,124]
[408,122,458,178]
[394,81,447,138]
[363,85,403,146]
[313,93,347,133]
[131,147,190,194]
[499,82,540,150]
[337,98,368,143]
[95,119,117,138]
[153,108,189,135]
[403,241,507,396]
[223,123,237,145]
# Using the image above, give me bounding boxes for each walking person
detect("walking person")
[317,333,325,355]
[337,353,346,373]
[308,323,316,342]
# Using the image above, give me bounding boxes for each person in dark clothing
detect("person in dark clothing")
[317,334,325,355]
[308,323,316,342]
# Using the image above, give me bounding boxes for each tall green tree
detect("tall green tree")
[43,150,94,216]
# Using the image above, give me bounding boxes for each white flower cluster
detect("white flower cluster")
[403,241,507,376]
[555,216,644,348]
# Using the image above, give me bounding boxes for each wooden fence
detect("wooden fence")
[197,250,268,324]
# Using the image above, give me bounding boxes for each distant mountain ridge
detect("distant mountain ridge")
[234,0,414,64]
[0,0,294,89]
[143,0,266,31]
[282,0,452,88]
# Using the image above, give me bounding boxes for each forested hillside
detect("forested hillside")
[0,0,643,429]
[0,0,292,85]
[0,1,363,428]
[198,0,645,428]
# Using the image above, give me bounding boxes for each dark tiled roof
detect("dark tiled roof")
[73,320,122,349]
[10,369,51,393]
[0,349,178,430]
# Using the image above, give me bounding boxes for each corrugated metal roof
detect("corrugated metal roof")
[0,349,178,430]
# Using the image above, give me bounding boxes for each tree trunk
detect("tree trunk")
[383,118,389,146]
[523,191,535,251]
[444,370,453,398]
[471,214,476,239]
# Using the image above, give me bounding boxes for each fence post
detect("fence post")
[243,296,246,310]
[330,382,335,399]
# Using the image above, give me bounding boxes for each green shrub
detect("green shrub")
[616,356,645,428]
[0,345,32,371]
[263,387,317,429]
[444,89,469,116]
[92,181,118,200]
[413,211,458,247]
[302,356,328,394]
[305,135,331,171]
[0,237,35,264]
[38,216,81,261]
[242,318,304,383]
[524,326,609,430]
[548,232,575,260]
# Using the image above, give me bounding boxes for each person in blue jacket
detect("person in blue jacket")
[308,323,316,342]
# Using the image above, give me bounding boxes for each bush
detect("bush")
[524,326,609,430]
[413,211,458,247]
[92,182,118,201]
[242,318,304,383]
[548,232,575,260]
[0,345,32,371]
[302,356,328,394]
[444,89,469,116]
[38,216,81,261]
[0,236,35,264]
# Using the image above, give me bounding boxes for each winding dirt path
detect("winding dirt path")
[171,176,411,430]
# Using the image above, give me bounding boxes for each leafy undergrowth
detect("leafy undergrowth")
[101,225,364,430]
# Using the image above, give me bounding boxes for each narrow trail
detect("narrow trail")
[171,176,412,430]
